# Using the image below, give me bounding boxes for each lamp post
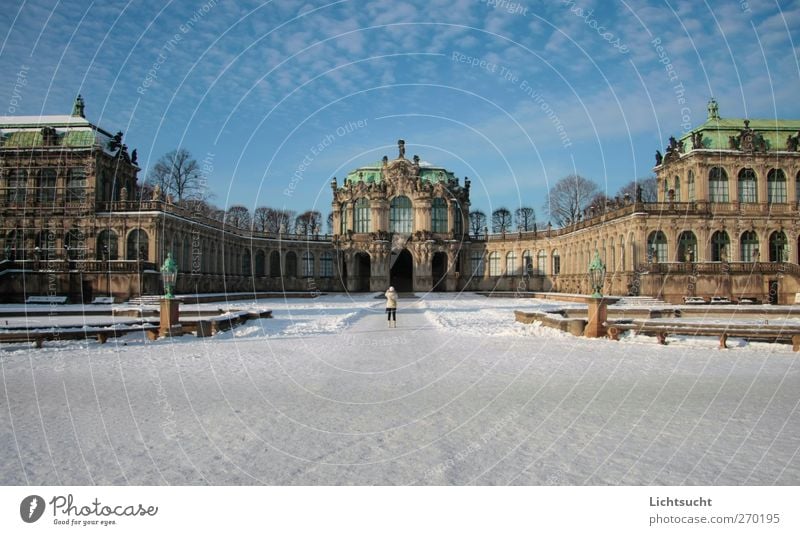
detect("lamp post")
[159,252,180,337]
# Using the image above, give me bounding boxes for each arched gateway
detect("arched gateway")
[390,249,414,292]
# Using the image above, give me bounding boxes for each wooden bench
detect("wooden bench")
[606,321,800,351]
[0,325,160,348]
[25,296,68,305]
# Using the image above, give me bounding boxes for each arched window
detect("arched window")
[740,231,759,262]
[453,204,463,236]
[488,252,500,276]
[35,230,56,261]
[96,230,118,260]
[126,229,148,261]
[339,202,348,234]
[66,229,87,261]
[301,251,314,277]
[255,250,266,276]
[66,167,87,203]
[647,231,667,263]
[285,251,298,277]
[471,251,484,277]
[320,251,333,277]
[738,168,757,203]
[769,231,787,262]
[673,176,681,201]
[354,198,370,233]
[505,251,517,275]
[269,251,281,277]
[687,170,695,201]
[38,168,57,204]
[389,196,412,233]
[767,169,787,203]
[522,250,533,276]
[537,250,547,275]
[552,249,561,275]
[242,249,252,276]
[8,169,26,203]
[709,167,729,202]
[711,231,729,262]
[677,231,697,262]
[431,197,447,233]
[4,230,22,260]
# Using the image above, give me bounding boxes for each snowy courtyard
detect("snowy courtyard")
[1,293,798,485]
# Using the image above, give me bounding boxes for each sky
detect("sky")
[1,0,799,222]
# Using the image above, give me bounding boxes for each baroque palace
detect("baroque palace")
[1,97,799,304]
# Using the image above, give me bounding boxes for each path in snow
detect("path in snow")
[0,294,798,485]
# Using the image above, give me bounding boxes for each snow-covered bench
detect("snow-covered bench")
[91,296,115,305]
[605,320,800,351]
[25,295,68,305]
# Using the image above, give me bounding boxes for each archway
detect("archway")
[431,252,447,291]
[355,252,371,292]
[390,249,413,292]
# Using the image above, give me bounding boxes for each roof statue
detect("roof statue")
[72,95,85,118]
[398,139,405,159]
[707,98,719,120]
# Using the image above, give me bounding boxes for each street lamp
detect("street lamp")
[160,252,178,299]
[588,249,606,298]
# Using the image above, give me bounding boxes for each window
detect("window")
[552,250,561,275]
[740,231,759,262]
[488,252,500,276]
[390,196,412,233]
[285,251,298,277]
[354,198,370,233]
[242,249,252,276]
[769,231,787,262]
[708,167,729,202]
[39,169,57,204]
[269,251,281,277]
[537,250,547,275]
[737,168,757,203]
[797,172,800,202]
[687,170,695,201]
[301,251,314,277]
[255,250,266,276]
[677,231,697,262]
[505,251,517,275]
[8,170,26,203]
[711,231,729,262]
[647,231,667,263]
[673,176,680,201]
[471,251,484,277]
[453,204,463,236]
[66,229,87,261]
[35,230,56,260]
[340,202,348,234]
[767,169,787,203]
[320,252,333,277]
[96,230,119,260]
[431,197,447,233]
[126,229,148,261]
[522,250,533,276]
[66,168,87,203]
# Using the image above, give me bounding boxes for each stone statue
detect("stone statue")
[635,185,643,202]
[152,184,162,200]
[691,131,704,149]
[728,136,739,150]
[131,149,138,164]
[398,139,405,159]
[655,150,663,165]
[120,186,128,201]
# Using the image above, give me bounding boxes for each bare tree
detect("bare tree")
[225,205,252,229]
[147,149,209,202]
[295,210,322,236]
[491,208,512,233]
[469,210,487,237]
[264,208,296,234]
[587,192,611,212]
[252,206,271,232]
[544,174,599,227]
[514,206,536,231]
[617,176,658,202]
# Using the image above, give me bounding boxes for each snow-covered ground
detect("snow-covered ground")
[0,293,797,485]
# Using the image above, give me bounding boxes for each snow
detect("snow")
[0,293,798,485]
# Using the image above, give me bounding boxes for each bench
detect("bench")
[0,325,160,348]
[605,321,800,351]
[91,297,115,305]
[25,296,68,305]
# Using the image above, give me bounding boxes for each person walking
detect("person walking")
[385,286,397,328]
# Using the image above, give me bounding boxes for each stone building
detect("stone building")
[2,98,799,303]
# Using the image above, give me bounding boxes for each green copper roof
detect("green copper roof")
[344,160,457,184]
[2,131,43,147]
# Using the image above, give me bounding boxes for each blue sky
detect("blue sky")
[2,0,799,222]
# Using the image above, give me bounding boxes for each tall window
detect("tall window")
[738,168,757,203]
[471,251,484,277]
[285,251,298,277]
[242,249,252,276]
[35,230,56,260]
[677,231,697,262]
[269,251,281,277]
[711,231,730,262]
[796,171,800,202]
[96,230,119,260]
[340,202,348,234]
[647,231,667,263]
[8,170,27,203]
[505,251,517,275]
[66,229,87,261]
[708,167,729,202]
[687,170,695,201]
[740,231,759,262]
[431,197,447,233]
[537,250,547,275]
[552,249,561,275]
[66,168,87,203]
[390,196,412,233]
[522,250,533,276]
[39,168,57,204]
[453,205,463,236]
[354,198,371,233]
[767,169,787,203]
[320,252,333,277]
[301,251,314,277]
[769,231,787,262]
[488,252,500,276]
[673,176,681,201]
[126,229,148,261]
